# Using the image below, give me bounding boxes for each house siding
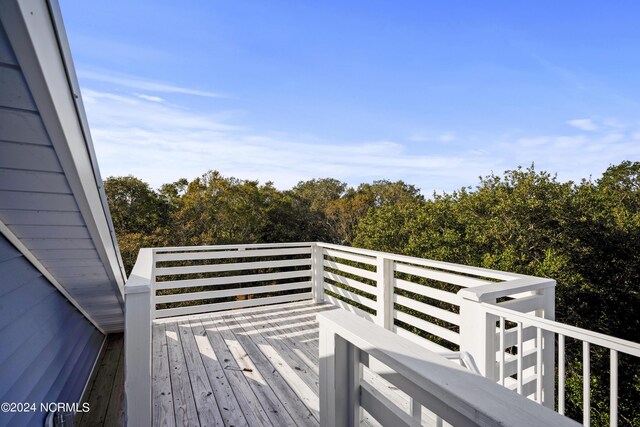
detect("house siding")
[0,14,123,332]
[0,234,104,426]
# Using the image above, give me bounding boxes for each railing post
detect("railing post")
[319,320,335,427]
[458,291,497,380]
[124,249,153,427]
[541,285,556,409]
[319,319,361,427]
[312,244,325,303]
[375,256,394,329]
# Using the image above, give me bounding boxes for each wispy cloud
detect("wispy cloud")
[81,85,640,194]
[78,69,225,99]
[495,120,640,183]
[82,88,499,192]
[408,132,456,143]
[136,94,164,103]
[567,118,599,131]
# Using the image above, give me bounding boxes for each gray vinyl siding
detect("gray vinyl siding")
[0,234,104,426]
[0,18,123,331]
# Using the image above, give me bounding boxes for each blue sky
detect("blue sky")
[60,0,640,194]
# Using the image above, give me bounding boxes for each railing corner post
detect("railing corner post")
[312,244,325,303]
[375,256,394,330]
[458,290,497,380]
[124,249,154,427]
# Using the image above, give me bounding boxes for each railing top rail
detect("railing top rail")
[149,242,545,285]
[315,242,526,282]
[458,276,556,302]
[482,302,640,357]
[152,242,313,253]
[319,309,579,427]
[150,242,554,296]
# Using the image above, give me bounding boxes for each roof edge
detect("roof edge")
[0,0,126,313]
[45,0,128,287]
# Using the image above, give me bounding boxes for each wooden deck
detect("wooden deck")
[152,301,335,427]
[77,333,125,427]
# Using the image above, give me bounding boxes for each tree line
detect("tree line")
[105,161,640,425]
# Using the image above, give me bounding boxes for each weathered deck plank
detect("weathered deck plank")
[200,316,274,426]
[188,319,248,427]
[236,310,320,396]
[152,301,385,426]
[152,323,176,427]
[178,319,225,426]
[213,314,297,427]
[103,341,125,427]
[218,313,319,426]
[78,334,122,427]
[77,333,124,427]
[165,322,200,427]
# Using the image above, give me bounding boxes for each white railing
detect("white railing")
[314,242,555,361]
[123,242,638,426]
[480,302,640,427]
[318,308,579,427]
[152,242,314,318]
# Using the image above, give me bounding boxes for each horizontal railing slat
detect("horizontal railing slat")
[323,282,377,310]
[323,270,375,295]
[322,248,376,266]
[317,242,521,281]
[394,294,460,326]
[503,348,538,378]
[155,281,312,304]
[155,269,311,290]
[154,242,311,253]
[323,259,377,281]
[155,246,311,262]
[154,292,312,318]
[394,262,492,288]
[394,310,460,345]
[323,294,375,322]
[497,295,544,313]
[499,325,538,348]
[156,258,311,276]
[505,374,538,396]
[394,278,461,305]
[393,326,451,353]
[360,380,416,427]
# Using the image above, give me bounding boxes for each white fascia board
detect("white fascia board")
[46,0,128,287]
[0,0,126,306]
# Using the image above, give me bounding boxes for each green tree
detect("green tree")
[104,175,168,235]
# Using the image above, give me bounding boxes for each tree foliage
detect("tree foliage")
[105,162,640,425]
[353,162,640,425]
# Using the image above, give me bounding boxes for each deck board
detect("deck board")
[152,322,176,427]
[189,319,248,427]
[215,313,297,427]
[103,341,125,426]
[77,333,124,427]
[219,313,318,426]
[200,316,275,426]
[178,319,225,426]
[165,322,200,427]
[153,301,392,426]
